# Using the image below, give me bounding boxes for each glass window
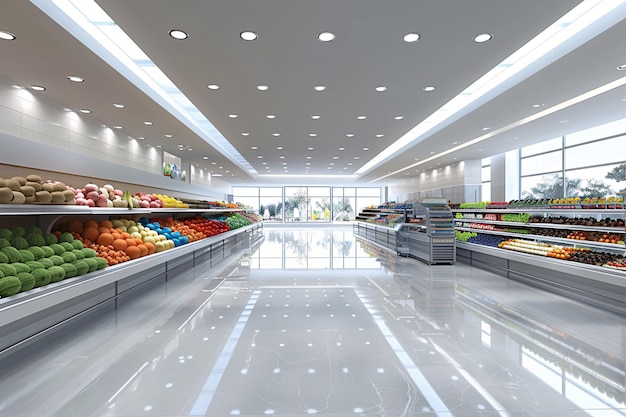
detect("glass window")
[566,117,626,146]
[481,182,491,202]
[564,135,626,169]
[521,174,564,199]
[521,150,562,176]
[232,187,259,197]
[481,157,491,166]
[260,187,282,197]
[520,137,562,157]
[565,164,624,197]
[481,166,491,182]
[357,188,381,197]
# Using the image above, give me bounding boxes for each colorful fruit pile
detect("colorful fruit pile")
[178,216,230,237]
[0,226,106,297]
[143,217,207,242]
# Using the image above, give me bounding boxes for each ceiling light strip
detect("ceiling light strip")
[372,75,626,182]
[32,0,257,175]
[357,0,626,176]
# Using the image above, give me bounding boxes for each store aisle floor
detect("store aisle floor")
[0,225,624,417]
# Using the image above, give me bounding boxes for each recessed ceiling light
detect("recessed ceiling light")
[143,121,153,125]
[203,156,209,159]
[531,103,544,108]
[257,155,263,158]
[403,33,420,43]
[240,31,258,41]
[242,132,250,136]
[338,147,345,151]
[311,115,321,120]
[376,134,384,138]
[228,114,238,118]
[357,115,367,120]
[318,32,335,42]
[394,116,404,120]
[307,147,314,150]
[257,85,269,90]
[169,29,188,40]
[481,126,490,131]
[113,103,125,108]
[558,120,569,123]
[423,86,435,92]
[187,148,193,151]
[429,151,435,154]
[309,133,317,137]
[156,145,163,148]
[164,134,173,138]
[347,163,353,166]
[280,156,285,159]
[333,156,339,159]
[211,162,216,165]
[251,146,258,149]
[79,108,91,114]
[282,162,287,165]
[474,33,493,43]
[314,85,326,91]
[353,156,360,160]
[617,64,626,70]
[375,86,387,92]
[363,147,369,151]
[266,114,276,119]
[207,84,220,90]
[272,133,280,136]
[113,125,123,129]
[277,146,283,150]
[67,75,84,83]
[306,156,312,159]
[30,85,46,91]
[346,133,354,137]
[138,136,145,140]
[0,30,16,41]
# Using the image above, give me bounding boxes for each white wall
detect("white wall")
[388,160,482,204]
[0,75,228,200]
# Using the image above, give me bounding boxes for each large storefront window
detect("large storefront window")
[233,186,381,223]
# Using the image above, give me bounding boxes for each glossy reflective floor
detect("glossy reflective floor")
[1,225,625,417]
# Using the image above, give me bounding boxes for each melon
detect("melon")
[16,272,35,292]
[43,233,58,245]
[25,233,45,247]
[60,263,77,279]
[0,264,17,277]
[71,249,85,261]
[48,255,64,266]
[0,276,21,297]
[25,261,44,271]
[1,247,21,263]
[81,248,97,258]
[95,257,108,270]
[0,238,10,249]
[38,258,54,269]
[60,252,77,263]
[83,257,99,273]
[41,246,55,258]
[60,242,74,252]
[28,246,45,260]
[49,244,66,255]
[10,226,25,237]
[12,263,31,274]
[0,252,8,264]
[18,249,35,263]
[73,260,89,276]
[58,232,74,243]
[32,268,51,287]
[71,240,84,250]
[10,236,29,250]
[47,265,65,283]
[0,229,12,240]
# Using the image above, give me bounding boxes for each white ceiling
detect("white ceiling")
[1,0,625,185]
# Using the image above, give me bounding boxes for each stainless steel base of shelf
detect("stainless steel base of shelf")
[456,242,626,316]
[0,223,263,361]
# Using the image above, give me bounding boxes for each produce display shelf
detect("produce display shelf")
[453,218,622,233]
[0,204,243,216]
[454,208,624,215]
[0,222,262,358]
[455,227,626,251]
[456,241,626,316]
